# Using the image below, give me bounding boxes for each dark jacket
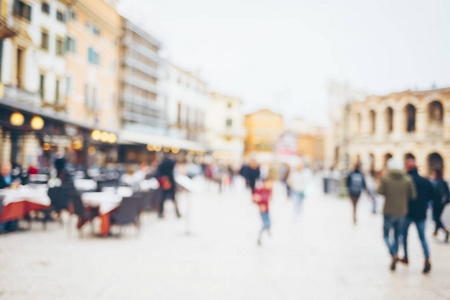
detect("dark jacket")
[407,169,434,221]
[378,169,416,216]
[247,167,260,188]
[157,158,176,188]
[432,178,450,208]
[346,170,366,196]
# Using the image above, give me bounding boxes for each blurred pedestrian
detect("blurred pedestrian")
[54,151,66,179]
[399,158,432,273]
[253,178,273,246]
[157,154,181,218]
[378,158,416,271]
[346,163,366,224]
[247,160,261,194]
[288,164,313,215]
[431,169,450,242]
[366,169,378,214]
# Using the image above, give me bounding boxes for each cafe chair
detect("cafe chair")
[68,191,98,237]
[110,195,144,237]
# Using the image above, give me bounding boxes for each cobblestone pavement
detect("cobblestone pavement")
[1,178,450,300]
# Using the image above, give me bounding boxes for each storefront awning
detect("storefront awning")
[118,130,206,152]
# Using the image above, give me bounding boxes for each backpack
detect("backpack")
[349,173,364,195]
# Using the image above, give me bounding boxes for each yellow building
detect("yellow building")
[244,109,283,158]
[65,0,120,131]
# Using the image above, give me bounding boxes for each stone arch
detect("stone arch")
[385,107,394,133]
[368,153,375,171]
[369,110,376,134]
[428,100,444,125]
[405,104,416,132]
[404,152,415,161]
[384,153,393,167]
[428,152,444,175]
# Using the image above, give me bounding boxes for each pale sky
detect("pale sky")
[117,0,450,125]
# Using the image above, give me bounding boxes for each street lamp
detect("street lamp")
[30,116,44,130]
[10,112,24,126]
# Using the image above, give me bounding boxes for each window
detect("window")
[88,47,100,65]
[13,0,32,21]
[41,2,50,14]
[92,87,97,110]
[69,11,77,21]
[386,107,394,133]
[226,119,233,128]
[84,84,89,107]
[66,76,71,95]
[406,104,416,132]
[369,110,376,134]
[65,37,76,54]
[86,21,100,36]
[55,79,60,104]
[56,37,64,56]
[41,30,49,50]
[39,74,45,99]
[56,10,65,22]
[428,101,443,125]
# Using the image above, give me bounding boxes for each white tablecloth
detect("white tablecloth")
[74,179,98,191]
[0,186,51,206]
[81,192,123,215]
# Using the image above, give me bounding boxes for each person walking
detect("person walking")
[366,169,378,214]
[253,178,273,246]
[400,158,432,273]
[156,154,181,219]
[346,163,366,224]
[378,158,416,271]
[288,164,313,215]
[247,160,260,194]
[431,169,450,242]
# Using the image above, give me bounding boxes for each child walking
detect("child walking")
[253,179,273,246]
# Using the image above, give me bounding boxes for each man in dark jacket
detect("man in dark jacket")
[247,160,260,194]
[156,154,180,218]
[431,169,449,242]
[400,158,432,273]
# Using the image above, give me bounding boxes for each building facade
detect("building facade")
[0,0,73,167]
[205,92,245,164]
[244,109,283,161]
[119,18,165,134]
[286,118,325,167]
[326,87,450,178]
[161,61,208,144]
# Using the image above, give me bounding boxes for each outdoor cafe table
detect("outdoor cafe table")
[0,186,51,222]
[80,187,133,236]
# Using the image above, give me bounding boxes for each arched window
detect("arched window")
[384,153,393,167]
[369,110,376,134]
[404,153,415,162]
[386,107,394,133]
[356,113,362,134]
[428,152,444,175]
[428,101,443,125]
[405,104,416,132]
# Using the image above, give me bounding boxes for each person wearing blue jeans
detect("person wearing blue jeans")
[378,158,416,271]
[402,218,429,260]
[383,215,405,258]
[399,159,433,273]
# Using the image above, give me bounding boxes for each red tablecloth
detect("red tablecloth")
[1,201,50,222]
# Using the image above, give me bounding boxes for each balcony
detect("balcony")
[0,17,17,38]
[123,75,158,94]
[3,85,40,106]
[122,56,158,79]
[122,37,160,64]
